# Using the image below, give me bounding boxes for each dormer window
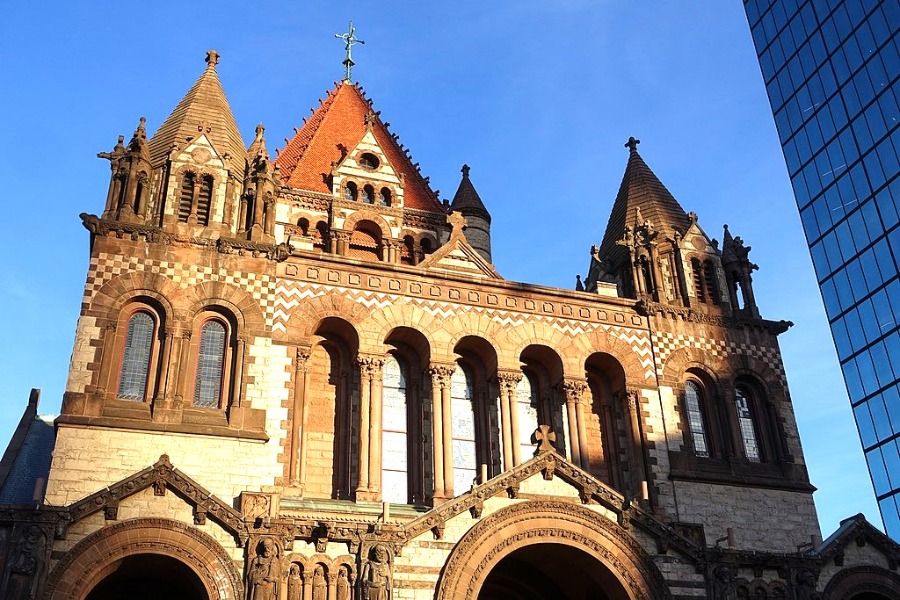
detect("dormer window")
[359,153,379,170]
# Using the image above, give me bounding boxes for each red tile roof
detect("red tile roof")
[275,83,444,213]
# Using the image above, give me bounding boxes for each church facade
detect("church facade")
[1,50,899,599]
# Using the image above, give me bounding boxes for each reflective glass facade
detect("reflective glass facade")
[744,0,900,537]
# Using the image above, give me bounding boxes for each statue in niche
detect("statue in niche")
[361,544,392,600]
[3,525,45,599]
[287,563,302,600]
[246,537,280,600]
[709,564,736,600]
[312,565,327,600]
[336,565,351,600]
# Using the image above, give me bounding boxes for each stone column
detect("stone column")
[356,358,373,496]
[333,231,351,256]
[563,379,589,470]
[497,371,523,468]
[291,347,312,487]
[625,388,649,502]
[429,365,453,501]
[153,330,174,405]
[563,384,581,466]
[368,358,385,498]
[302,573,312,600]
[442,370,454,496]
[173,329,193,406]
[231,338,246,407]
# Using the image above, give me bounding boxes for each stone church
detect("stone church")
[1,49,899,599]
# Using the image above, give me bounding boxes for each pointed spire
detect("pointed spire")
[450,164,491,223]
[597,138,692,266]
[147,50,246,175]
[125,116,150,162]
[247,123,269,162]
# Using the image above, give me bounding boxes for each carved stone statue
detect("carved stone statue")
[287,563,302,600]
[709,564,736,600]
[312,565,327,600]
[337,566,351,600]
[3,525,45,600]
[362,544,392,600]
[246,537,280,600]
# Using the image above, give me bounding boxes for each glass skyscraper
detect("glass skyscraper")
[743,0,899,537]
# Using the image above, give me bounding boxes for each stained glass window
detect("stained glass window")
[193,320,226,408]
[117,311,154,401]
[684,381,709,457]
[735,386,761,462]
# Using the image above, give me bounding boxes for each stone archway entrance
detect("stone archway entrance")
[43,518,244,600]
[479,542,630,600]
[85,554,207,599]
[436,500,670,600]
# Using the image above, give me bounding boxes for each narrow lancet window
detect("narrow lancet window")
[193,320,226,408]
[117,312,155,401]
[684,381,709,457]
[735,386,761,462]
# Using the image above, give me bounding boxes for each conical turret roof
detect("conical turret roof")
[598,138,693,264]
[274,82,444,213]
[449,164,490,222]
[148,50,246,175]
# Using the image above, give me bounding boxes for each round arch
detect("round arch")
[342,210,392,239]
[823,565,900,599]
[435,501,670,600]
[43,518,243,600]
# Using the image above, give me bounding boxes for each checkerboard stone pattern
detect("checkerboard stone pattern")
[85,253,277,327]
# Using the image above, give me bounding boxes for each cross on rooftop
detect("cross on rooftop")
[205,49,220,68]
[534,424,557,453]
[335,21,365,82]
[625,136,641,152]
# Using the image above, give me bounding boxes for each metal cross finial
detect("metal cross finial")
[205,50,220,68]
[625,136,641,152]
[335,21,365,82]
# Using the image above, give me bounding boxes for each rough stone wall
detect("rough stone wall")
[671,480,819,552]
[44,426,283,506]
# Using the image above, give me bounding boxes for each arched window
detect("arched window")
[420,237,434,258]
[735,386,761,462]
[382,356,409,503]
[683,381,710,457]
[193,320,227,408]
[344,181,358,202]
[451,364,478,493]
[379,187,392,207]
[117,311,156,401]
[362,185,375,204]
[298,217,310,236]
[359,153,379,170]
[400,236,415,265]
[348,222,382,261]
[178,172,195,222]
[314,222,328,253]
[196,175,214,226]
[515,374,540,464]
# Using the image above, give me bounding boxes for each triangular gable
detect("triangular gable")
[64,455,247,544]
[396,450,702,559]
[172,133,227,169]
[818,513,900,568]
[275,83,444,213]
[419,213,502,279]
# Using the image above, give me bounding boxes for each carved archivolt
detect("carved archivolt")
[435,500,670,600]
[42,518,243,600]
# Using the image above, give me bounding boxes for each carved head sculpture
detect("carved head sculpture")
[372,544,389,563]
[290,563,301,577]
[258,537,276,559]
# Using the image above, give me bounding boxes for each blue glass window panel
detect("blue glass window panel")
[886,385,900,436]
[850,161,873,201]
[873,287,898,334]
[874,239,895,283]
[875,184,900,228]
[884,333,900,382]
[845,308,867,352]
[871,395,893,441]
[822,277,842,316]
[870,340,895,388]
[811,240,830,278]
[858,298,880,343]
[856,350,880,396]
[856,402,878,448]
[861,247,885,290]
[832,268,854,311]
[832,315,853,357]
[849,208,872,246]
[846,258,869,301]
[867,447,891,496]
[885,441,900,490]
[861,199,883,239]
[868,7,891,47]
[865,147,888,191]
[843,357,865,402]
[879,496,900,538]
[823,229,844,271]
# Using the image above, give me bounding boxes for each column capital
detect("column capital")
[356,354,385,377]
[295,345,312,372]
[429,363,455,387]
[496,370,522,394]
[562,378,587,403]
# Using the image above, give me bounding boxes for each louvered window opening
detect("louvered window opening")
[178,173,195,222]
[691,259,706,303]
[703,261,719,305]
[196,175,213,226]
[194,321,226,408]
[117,312,154,401]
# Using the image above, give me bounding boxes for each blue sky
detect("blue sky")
[0,2,879,534]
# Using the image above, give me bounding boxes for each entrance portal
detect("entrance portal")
[479,543,629,600]
[85,554,207,600]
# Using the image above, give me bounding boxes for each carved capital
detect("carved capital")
[625,388,641,412]
[429,364,455,388]
[562,379,587,404]
[356,355,385,377]
[295,346,312,373]
[496,370,522,395]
